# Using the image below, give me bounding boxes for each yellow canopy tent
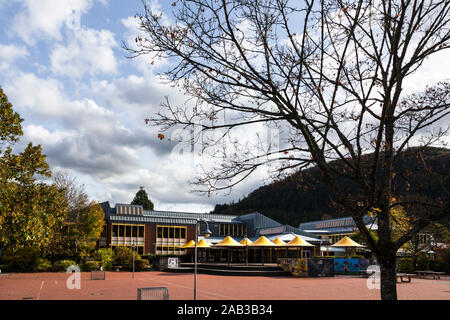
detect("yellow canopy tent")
[182,240,196,248]
[214,236,242,265]
[272,237,286,246]
[285,236,313,259]
[215,236,243,247]
[271,237,286,262]
[240,237,253,265]
[331,236,364,256]
[182,239,212,248]
[250,236,277,265]
[197,239,212,248]
[250,236,277,246]
[182,239,210,263]
[331,236,364,247]
[239,237,253,246]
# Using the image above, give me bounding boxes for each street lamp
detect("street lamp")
[132,239,135,280]
[194,219,211,300]
[244,235,248,266]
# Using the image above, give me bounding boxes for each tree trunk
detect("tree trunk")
[379,250,398,300]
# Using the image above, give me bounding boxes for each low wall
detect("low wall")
[278,258,308,277]
[278,257,370,276]
[333,258,370,274]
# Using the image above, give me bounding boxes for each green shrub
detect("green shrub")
[113,246,141,270]
[429,249,450,273]
[93,248,115,271]
[81,261,101,271]
[141,254,156,264]
[52,260,77,272]
[0,264,10,273]
[397,258,414,273]
[134,259,149,271]
[416,253,431,270]
[35,258,53,272]
[1,247,41,272]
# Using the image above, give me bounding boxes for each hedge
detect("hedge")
[52,260,77,272]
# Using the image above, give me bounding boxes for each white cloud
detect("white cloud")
[0,43,29,62]
[10,0,95,45]
[50,27,118,78]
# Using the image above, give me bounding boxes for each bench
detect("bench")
[113,266,122,272]
[360,270,413,283]
[416,270,446,280]
[396,273,415,283]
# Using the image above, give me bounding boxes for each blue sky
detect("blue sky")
[0,0,271,212]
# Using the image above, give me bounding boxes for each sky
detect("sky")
[0,0,276,213]
[0,1,449,213]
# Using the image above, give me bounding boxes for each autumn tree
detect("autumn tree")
[131,186,154,210]
[127,0,450,299]
[45,171,104,261]
[0,88,67,256]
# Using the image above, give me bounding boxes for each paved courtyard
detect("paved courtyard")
[0,271,449,300]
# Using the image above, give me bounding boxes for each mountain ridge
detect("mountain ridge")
[212,147,450,227]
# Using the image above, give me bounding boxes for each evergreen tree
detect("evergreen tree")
[131,187,154,210]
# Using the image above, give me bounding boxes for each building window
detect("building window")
[156,225,187,255]
[112,225,118,237]
[217,223,246,237]
[111,223,145,251]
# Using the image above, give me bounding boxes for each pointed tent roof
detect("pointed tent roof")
[250,236,276,246]
[240,237,253,245]
[272,237,287,246]
[182,240,196,248]
[331,236,364,247]
[215,236,243,247]
[197,238,211,248]
[285,236,314,247]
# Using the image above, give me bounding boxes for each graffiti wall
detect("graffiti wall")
[278,258,370,276]
[333,258,370,274]
[278,258,308,277]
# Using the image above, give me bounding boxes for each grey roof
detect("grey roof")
[108,214,198,225]
[142,209,239,223]
[102,201,241,224]
[298,215,377,232]
[236,212,320,240]
[266,233,323,244]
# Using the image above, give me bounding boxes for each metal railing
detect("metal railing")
[137,287,169,300]
[91,271,106,280]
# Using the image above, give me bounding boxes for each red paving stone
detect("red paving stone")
[0,271,449,300]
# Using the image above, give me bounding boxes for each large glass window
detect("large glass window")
[139,226,144,238]
[155,225,187,255]
[112,225,118,237]
[119,225,125,237]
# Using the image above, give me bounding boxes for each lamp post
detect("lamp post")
[244,235,248,266]
[132,240,135,280]
[194,219,211,301]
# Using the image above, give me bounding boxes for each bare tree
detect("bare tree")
[126,0,450,300]
[52,170,89,222]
